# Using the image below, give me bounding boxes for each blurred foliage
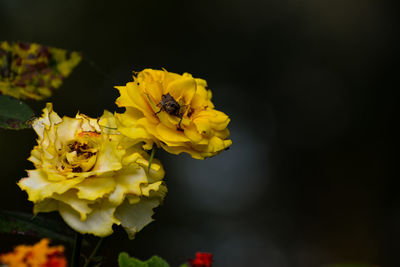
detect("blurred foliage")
[0,210,77,245]
[323,264,379,267]
[0,41,81,100]
[118,252,171,267]
[0,95,34,130]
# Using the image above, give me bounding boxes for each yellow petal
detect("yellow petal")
[58,202,118,237]
[190,86,209,109]
[184,123,203,143]
[193,117,211,136]
[166,77,197,105]
[34,199,58,214]
[125,82,156,120]
[143,81,163,104]
[208,136,232,153]
[140,181,162,196]
[75,177,116,201]
[108,166,148,205]
[98,110,119,134]
[156,111,179,129]
[160,143,204,159]
[56,117,81,142]
[115,85,135,107]
[32,103,62,140]
[28,147,42,166]
[52,191,93,221]
[18,169,85,202]
[92,138,124,173]
[156,123,190,143]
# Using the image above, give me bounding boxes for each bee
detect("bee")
[156,93,188,131]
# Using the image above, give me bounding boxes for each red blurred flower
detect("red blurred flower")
[188,252,213,267]
[43,251,67,267]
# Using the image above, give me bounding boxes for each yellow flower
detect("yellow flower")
[0,41,81,100]
[18,103,166,238]
[0,238,66,267]
[115,69,232,159]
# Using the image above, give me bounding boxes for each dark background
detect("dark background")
[0,0,397,266]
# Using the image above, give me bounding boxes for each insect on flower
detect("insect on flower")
[115,69,232,159]
[155,93,188,131]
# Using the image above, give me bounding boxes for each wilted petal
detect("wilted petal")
[115,198,161,239]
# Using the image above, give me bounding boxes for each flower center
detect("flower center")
[60,138,99,173]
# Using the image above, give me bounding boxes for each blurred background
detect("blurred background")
[0,0,397,266]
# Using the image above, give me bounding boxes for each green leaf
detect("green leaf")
[0,210,76,245]
[0,95,34,130]
[118,253,170,267]
[323,264,377,267]
[178,264,189,267]
[146,256,170,267]
[118,252,147,267]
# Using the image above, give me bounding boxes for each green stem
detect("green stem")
[71,233,82,267]
[83,238,105,267]
[148,145,156,171]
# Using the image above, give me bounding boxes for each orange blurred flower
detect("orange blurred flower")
[0,239,66,267]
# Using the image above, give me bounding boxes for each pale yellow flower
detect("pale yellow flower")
[18,103,166,238]
[115,69,232,159]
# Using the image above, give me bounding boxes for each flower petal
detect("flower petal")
[53,191,94,221]
[75,177,116,201]
[166,77,197,105]
[115,198,161,239]
[92,137,124,173]
[156,123,190,143]
[18,169,85,202]
[108,165,148,205]
[58,201,118,237]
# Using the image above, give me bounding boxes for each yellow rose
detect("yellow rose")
[18,103,166,238]
[0,41,81,100]
[115,69,232,159]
